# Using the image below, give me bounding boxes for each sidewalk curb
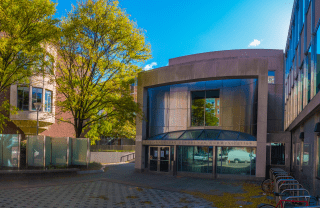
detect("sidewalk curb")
[77,166,105,174]
[77,169,103,174]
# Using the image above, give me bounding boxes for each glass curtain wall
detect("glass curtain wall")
[216,147,256,175]
[177,146,213,173]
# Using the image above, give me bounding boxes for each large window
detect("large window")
[216,147,256,175]
[17,86,29,111]
[271,143,285,165]
[191,90,220,126]
[177,146,213,173]
[45,90,52,112]
[32,87,42,110]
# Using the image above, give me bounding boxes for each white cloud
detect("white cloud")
[143,62,157,71]
[248,39,261,47]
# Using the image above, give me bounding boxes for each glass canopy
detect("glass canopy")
[148,129,256,141]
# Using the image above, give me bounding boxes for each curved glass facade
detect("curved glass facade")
[147,129,257,141]
[147,78,258,137]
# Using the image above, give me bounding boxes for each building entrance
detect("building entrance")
[149,146,171,172]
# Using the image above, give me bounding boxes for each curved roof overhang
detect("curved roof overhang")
[147,129,256,141]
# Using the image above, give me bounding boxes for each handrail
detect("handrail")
[120,152,135,162]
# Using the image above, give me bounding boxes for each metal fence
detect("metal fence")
[26,135,90,168]
[90,145,135,152]
[0,134,21,168]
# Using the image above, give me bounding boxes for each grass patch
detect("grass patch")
[182,182,275,208]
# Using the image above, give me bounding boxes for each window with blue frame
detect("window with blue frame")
[307,46,311,103]
[45,90,52,112]
[302,0,305,28]
[32,87,42,110]
[316,27,320,93]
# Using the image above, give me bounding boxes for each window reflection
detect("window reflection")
[17,86,29,111]
[303,143,310,166]
[216,147,256,175]
[177,146,213,173]
[296,143,301,166]
[191,90,220,127]
[307,46,311,103]
[32,87,42,110]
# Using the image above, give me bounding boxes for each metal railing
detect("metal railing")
[120,152,135,162]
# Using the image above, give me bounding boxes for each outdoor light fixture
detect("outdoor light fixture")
[314,122,320,132]
[34,102,42,135]
[299,132,304,141]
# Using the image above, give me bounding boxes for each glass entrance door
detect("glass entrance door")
[150,147,158,171]
[160,147,170,172]
[149,146,170,172]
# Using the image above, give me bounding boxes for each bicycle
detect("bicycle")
[259,193,320,208]
[261,174,292,193]
[261,170,292,193]
[259,192,309,208]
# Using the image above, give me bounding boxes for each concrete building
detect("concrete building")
[283,0,320,196]
[135,0,320,196]
[0,45,75,139]
[135,49,285,179]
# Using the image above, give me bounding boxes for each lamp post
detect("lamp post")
[34,102,42,135]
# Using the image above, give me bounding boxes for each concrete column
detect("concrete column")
[256,70,268,178]
[135,86,148,172]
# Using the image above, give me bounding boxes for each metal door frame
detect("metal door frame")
[149,146,171,172]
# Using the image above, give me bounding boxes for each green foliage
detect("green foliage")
[54,0,151,142]
[0,0,58,132]
[191,99,219,126]
[0,100,18,133]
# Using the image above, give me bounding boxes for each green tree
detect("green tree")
[191,99,219,126]
[54,0,151,144]
[0,0,58,132]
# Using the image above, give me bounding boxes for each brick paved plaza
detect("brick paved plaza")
[0,163,272,208]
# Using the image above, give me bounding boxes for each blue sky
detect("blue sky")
[54,0,293,70]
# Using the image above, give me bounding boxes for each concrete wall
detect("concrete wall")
[290,114,320,196]
[90,152,135,164]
